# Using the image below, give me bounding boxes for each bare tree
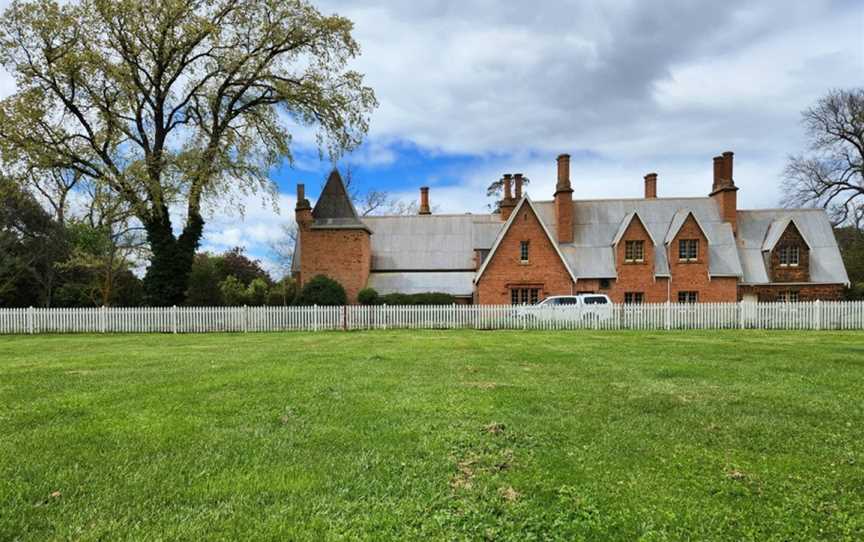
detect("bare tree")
[269,221,297,278]
[783,88,864,230]
[340,165,428,216]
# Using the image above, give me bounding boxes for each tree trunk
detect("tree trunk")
[142,213,204,306]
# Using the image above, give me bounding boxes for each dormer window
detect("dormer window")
[520,241,529,263]
[779,245,800,267]
[678,239,699,262]
[624,240,644,263]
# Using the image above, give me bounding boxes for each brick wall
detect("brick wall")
[739,284,843,302]
[607,217,668,302]
[769,223,810,282]
[476,203,574,304]
[299,228,371,304]
[666,215,735,302]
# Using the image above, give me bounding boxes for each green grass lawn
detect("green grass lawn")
[1,331,863,541]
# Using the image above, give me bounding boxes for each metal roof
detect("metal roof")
[611,212,659,246]
[362,213,502,271]
[367,271,475,296]
[533,197,742,279]
[737,209,849,285]
[665,209,711,245]
[761,216,813,252]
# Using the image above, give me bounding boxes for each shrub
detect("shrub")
[379,292,456,305]
[297,275,347,306]
[267,278,298,306]
[219,275,248,306]
[246,278,270,306]
[358,287,380,305]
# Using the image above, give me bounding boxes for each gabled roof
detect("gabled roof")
[611,212,658,246]
[532,198,742,279]
[474,196,577,284]
[737,209,848,285]
[761,216,812,252]
[664,209,712,245]
[311,170,369,231]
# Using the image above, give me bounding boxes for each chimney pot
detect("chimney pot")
[419,186,431,215]
[503,174,513,200]
[644,173,657,199]
[514,173,523,199]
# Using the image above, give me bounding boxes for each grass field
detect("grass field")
[1,331,863,541]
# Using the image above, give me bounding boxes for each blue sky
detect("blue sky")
[1,0,862,277]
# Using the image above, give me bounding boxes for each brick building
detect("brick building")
[293,152,849,304]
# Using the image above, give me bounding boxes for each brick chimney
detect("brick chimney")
[644,172,657,199]
[710,151,738,235]
[295,183,312,227]
[554,154,574,243]
[514,174,524,199]
[500,174,516,221]
[419,186,431,215]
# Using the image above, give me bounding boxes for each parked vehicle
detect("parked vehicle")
[516,294,614,322]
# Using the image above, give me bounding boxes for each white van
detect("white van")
[517,294,613,321]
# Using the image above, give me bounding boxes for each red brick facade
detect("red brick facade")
[607,216,667,303]
[475,202,574,304]
[739,284,843,302]
[298,227,370,304]
[769,222,810,283]
[296,153,847,305]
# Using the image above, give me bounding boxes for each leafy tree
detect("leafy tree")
[0,177,68,306]
[0,0,377,305]
[267,277,298,306]
[246,277,269,306]
[783,88,864,230]
[218,247,271,287]
[219,275,248,306]
[296,275,346,306]
[185,253,224,306]
[57,220,144,306]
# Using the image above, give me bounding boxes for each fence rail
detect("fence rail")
[1,301,863,335]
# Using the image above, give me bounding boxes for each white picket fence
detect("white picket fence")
[0,301,862,335]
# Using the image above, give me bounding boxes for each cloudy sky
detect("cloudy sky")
[1,0,862,276]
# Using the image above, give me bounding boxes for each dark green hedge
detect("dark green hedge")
[379,292,456,305]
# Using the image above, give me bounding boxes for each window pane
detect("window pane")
[530,289,539,304]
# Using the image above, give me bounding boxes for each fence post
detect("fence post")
[814,300,821,330]
[664,301,671,331]
[243,305,249,333]
[342,305,348,332]
[27,306,34,334]
[172,305,178,334]
[100,305,107,333]
[739,300,745,330]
